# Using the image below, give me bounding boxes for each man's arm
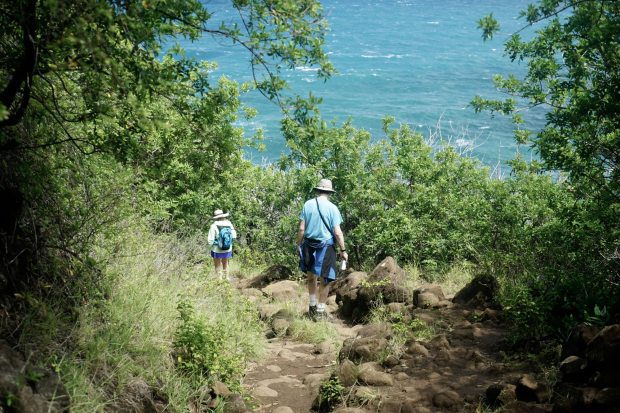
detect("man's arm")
[296,220,305,246]
[334,225,348,262]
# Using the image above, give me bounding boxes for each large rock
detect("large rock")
[261,280,299,301]
[0,341,70,413]
[515,375,549,403]
[413,285,445,308]
[562,324,601,359]
[361,257,410,304]
[338,257,410,322]
[333,271,369,321]
[337,359,358,387]
[339,337,389,363]
[585,324,620,387]
[224,394,251,413]
[452,274,498,308]
[358,363,394,386]
[559,356,588,384]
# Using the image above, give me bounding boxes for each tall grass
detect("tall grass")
[56,224,266,411]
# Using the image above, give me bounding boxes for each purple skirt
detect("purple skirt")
[211,251,233,259]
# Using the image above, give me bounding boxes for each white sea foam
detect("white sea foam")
[295,66,319,72]
[426,21,440,25]
[455,138,473,147]
[361,54,404,59]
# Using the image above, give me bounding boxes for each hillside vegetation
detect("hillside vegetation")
[0,0,618,411]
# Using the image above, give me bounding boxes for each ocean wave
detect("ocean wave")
[478,126,491,130]
[302,77,316,83]
[361,54,405,59]
[294,66,319,72]
[455,138,473,147]
[426,21,440,25]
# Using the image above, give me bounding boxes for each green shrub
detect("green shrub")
[174,300,246,388]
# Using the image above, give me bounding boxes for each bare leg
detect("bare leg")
[318,280,330,306]
[213,258,223,279]
[306,272,318,296]
[222,258,229,279]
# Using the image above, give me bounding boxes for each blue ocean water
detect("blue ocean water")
[181,0,544,166]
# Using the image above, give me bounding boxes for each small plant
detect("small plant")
[316,375,344,412]
[173,300,245,389]
[584,304,609,326]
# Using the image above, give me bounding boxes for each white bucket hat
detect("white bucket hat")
[314,178,336,193]
[212,209,229,219]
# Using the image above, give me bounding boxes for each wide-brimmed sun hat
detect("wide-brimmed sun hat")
[314,178,336,193]
[212,209,229,219]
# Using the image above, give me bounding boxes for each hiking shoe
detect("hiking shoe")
[307,305,318,320]
[314,311,334,322]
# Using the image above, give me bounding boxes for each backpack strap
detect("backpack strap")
[315,198,335,240]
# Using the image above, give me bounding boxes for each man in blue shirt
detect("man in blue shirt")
[296,178,348,321]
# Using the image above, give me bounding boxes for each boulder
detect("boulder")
[515,374,549,403]
[559,356,588,383]
[386,302,407,315]
[271,318,291,336]
[562,324,601,359]
[358,364,394,386]
[257,303,281,320]
[356,322,393,339]
[339,337,390,363]
[553,383,599,412]
[593,387,620,408]
[485,383,517,408]
[360,257,410,304]
[452,274,498,308]
[261,280,299,301]
[333,271,369,321]
[586,324,620,387]
[223,394,251,413]
[0,341,70,413]
[239,288,265,302]
[413,284,445,307]
[337,359,358,387]
[337,258,410,322]
[304,373,331,389]
[212,381,231,398]
[406,341,430,357]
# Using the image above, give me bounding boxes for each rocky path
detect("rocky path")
[243,319,357,412]
[236,259,613,413]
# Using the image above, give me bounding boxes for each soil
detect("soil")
[236,269,553,413]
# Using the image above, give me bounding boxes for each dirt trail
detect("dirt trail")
[241,303,523,413]
[236,263,551,413]
[243,317,357,412]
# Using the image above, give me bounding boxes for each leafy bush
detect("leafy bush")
[174,300,246,388]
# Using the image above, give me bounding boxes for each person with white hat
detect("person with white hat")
[207,209,237,280]
[296,178,348,321]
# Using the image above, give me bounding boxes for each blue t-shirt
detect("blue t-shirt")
[299,197,343,241]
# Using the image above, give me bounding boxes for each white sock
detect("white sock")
[317,303,326,312]
[309,294,317,306]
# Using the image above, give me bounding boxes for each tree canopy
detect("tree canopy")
[474,0,619,208]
